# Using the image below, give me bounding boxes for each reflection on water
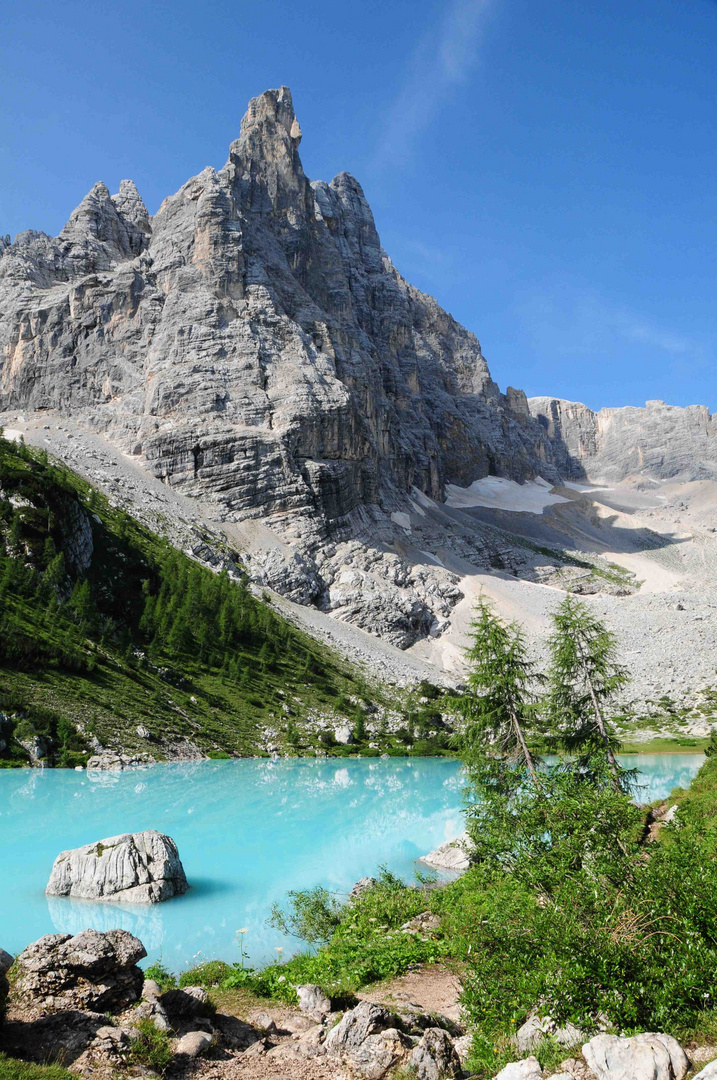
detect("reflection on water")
[0,754,703,972]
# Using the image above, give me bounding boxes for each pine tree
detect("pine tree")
[547,594,628,789]
[456,597,542,784]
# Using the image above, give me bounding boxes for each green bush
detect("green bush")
[179,960,233,988]
[143,961,176,992]
[224,869,443,1000]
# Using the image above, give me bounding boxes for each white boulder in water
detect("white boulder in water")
[46,830,188,903]
[419,832,471,872]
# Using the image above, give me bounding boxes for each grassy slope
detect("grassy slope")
[0,436,430,764]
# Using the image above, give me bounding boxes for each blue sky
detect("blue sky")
[2,0,716,411]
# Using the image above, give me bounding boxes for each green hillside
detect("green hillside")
[0,432,407,766]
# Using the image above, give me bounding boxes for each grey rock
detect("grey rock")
[86,752,153,770]
[400,910,442,936]
[349,876,377,900]
[494,1057,543,1080]
[334,724,354,745]
[529,397,717,482]
[692,1062,717,1079]
[410,1027,462,1079]
[130,997,172,1031]
[517,1015,585,1055]
[161,985,208,1020]
[212,1012,260,1050]
[324,1001,412,1077]
[295,982,331,1021]
[452,1033,473,1063]
[14,929,146,1013]
[141,977,162,1000]
[582,1032,689,1080]
[175,1029,215,1058]
[419,832,471,872]
[17,735,51,766]
[46,830,188,903]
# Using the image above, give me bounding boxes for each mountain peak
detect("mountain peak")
[223,86,307,214]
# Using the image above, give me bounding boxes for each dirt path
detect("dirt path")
[358,963,464,1023]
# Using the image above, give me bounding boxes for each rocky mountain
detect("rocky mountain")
[529,397,717,482]
[2,86,716,674]
[0,87,556,532]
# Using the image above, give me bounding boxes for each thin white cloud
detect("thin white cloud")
[518,285,710,391]
[372,0,494,172]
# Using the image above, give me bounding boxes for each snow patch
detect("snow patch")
[445,475,569,515]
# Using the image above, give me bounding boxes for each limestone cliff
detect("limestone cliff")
[0,87,557,547]
[529,397,717,482]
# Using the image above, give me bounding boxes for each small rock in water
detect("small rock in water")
[46,830,188,903]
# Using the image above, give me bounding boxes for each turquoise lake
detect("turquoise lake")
[0,754,703,974]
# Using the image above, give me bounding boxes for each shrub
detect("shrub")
[143,961,176,992]
[179,960,232,988]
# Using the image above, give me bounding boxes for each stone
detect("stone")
[161,985,208,1020]
[494,1057,543,1080]
[46,830,188,903]
[419,833,471,872]
[212,1012,260,1051]
[692,1062,717,1079]
[334,724,354,745]
[296,1024,326,1057]
[400,910,442,936]
[582,1032,689,1080]
[452,1033,473,1063]
[175,1030,214,1057]
[129,997,172,1031]
[410,1027,462,1080]
[296,982,332,1021]
[324,1001,412,1077]
[349,876,377,900]
[14,929,146,1013]
[516,1015,585,1055]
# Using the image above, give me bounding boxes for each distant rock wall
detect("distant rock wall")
[529,397,717,482]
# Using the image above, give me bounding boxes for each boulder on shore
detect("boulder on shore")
[46,830,188,903]
[419,832,471,872]
[14,929,146,1013]
[582,1031,689,1080]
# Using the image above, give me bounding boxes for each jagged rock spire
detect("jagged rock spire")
[222,86,309,215]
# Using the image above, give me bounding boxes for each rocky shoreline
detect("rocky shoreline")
[2,926,716,1080]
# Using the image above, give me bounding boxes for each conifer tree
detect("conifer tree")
[457,597,542,784]
[547,594,628,789]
